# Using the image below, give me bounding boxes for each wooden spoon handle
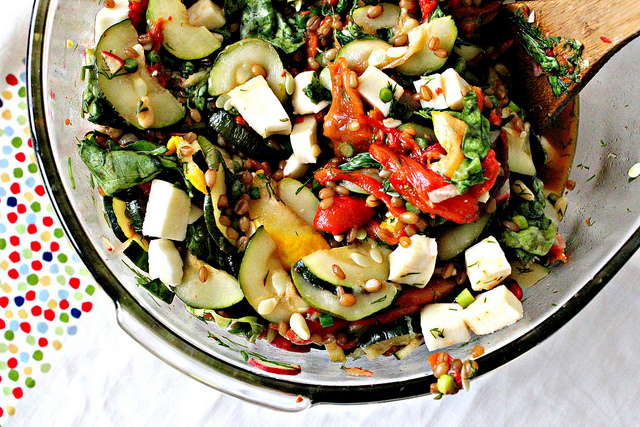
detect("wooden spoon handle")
[506,0,640,129]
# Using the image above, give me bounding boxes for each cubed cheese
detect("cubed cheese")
[148,239,184,288]
[420,303,471,351]
[461,285,523,335]
[441,68,470,111]
[94,0,130,42]
[188,204,204,224]
[187,0,226,30]
[292,71,330,115]
[228,76,291,138]
[465,236,511,291]
[282,154,308,180]
[388,235,437,288]
[290,116,320,164]
[142,180,191,241]
[413,74,448,110]
[357,66,404,117]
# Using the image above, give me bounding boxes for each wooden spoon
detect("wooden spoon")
[504,0,640,130]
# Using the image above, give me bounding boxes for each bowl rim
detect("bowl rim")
[25,0,640,408]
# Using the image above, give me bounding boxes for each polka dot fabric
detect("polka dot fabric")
[0,63,96,419]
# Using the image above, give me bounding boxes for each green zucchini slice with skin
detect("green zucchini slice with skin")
[208,38,288,102]
[294,240,391,290]
[125,199,145,234]
[396,16,458,76]
[123,234,149,272]
[277,178,319,225]
[209,110,287,161]
[434,212,492,260]
[351,3,401,35]
[146,0,222,60]
[291,266,399,321]
[203,191,239,255]
[239,226,308,324]
[354,316,418,360]
[335,39,393,75]
[95,20,185,129]
[104,196,135,242]
[174,252,244,309]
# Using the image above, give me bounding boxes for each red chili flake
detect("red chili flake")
[296,396,304,403]
[435,87,444,96]
[600,36,612,44]
[65,119,71,125]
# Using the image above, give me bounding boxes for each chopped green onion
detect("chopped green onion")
[338,142,355,158]
[455,288,475,308]
[318,313,334,328]
[507,100,521,113]
[124,58,138,73]
[379,87,393,103]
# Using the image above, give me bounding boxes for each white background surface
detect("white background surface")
[7,0,640,425]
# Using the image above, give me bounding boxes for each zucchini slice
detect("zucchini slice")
[291,267,399,321]
[434,212,492,260]
[209,110,286,161]
[355,316,418,360]
[277,178,319,225]
[351,3,401,35]
[208,38,288,102]
[96,20,185,129]
[104,196,135,242]
[123,234,150,272]
[294,240,391,290]
[174,252,244,309]
[238,226,308,324]
[396,16,458,76]
[146,0,222,60]
[335,39,393,75]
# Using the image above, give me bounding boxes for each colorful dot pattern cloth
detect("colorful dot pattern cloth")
[0,63,97,420]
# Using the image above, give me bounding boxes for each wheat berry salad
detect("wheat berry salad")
[78,0,577,397]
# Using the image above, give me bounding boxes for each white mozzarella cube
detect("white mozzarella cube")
[292,71,330,115]
[282,154,308,180]
[413,74,448,110]
[290,116,320,164]
[94,0,130,42]
[142,180,191,241]
[420,303,471,351]
[228,76,291,138]
[465,236,511,291]
[441,68,470,111]
[357,66,404,117]
[388,235,437,288]
[187,0,226,30]
[462,285,523,335]
[188,204,204,224]
[148,239,184,288]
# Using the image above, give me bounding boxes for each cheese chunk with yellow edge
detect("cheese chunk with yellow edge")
[249,173,330,270]
[431,111,467,179]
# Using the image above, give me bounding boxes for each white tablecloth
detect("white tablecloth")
[3,0,640,425]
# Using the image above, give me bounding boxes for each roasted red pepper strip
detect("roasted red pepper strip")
[370,144,501,224]
[419,0,438,23]
[268,335,311,353]
[352,278,457,327]
[358,114,424,161]
[314,167,406,217]
[314,195,377,235]
[323,58,377,158]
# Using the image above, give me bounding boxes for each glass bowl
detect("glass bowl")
[27,0,640,411]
